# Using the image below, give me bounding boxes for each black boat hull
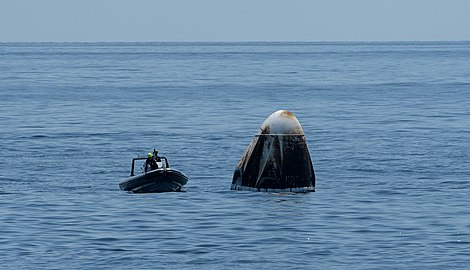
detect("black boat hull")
[119,169,188,193]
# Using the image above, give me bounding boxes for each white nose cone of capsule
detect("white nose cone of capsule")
[231,110,316,192]
[259,110,305,135]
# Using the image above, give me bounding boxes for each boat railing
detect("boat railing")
[130,156,170,176]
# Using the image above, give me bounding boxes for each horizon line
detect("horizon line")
[1,40,470,44]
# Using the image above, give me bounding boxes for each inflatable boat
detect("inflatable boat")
[119,156,188,193]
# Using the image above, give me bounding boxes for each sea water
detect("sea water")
[1,42,469,269]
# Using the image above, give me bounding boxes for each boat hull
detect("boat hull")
[119,169,188,193]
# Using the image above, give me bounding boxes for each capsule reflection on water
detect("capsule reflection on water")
[231,110,316,192]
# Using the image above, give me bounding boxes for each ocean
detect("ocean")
[1,42,469,269]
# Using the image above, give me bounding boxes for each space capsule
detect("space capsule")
[231,110,316,192]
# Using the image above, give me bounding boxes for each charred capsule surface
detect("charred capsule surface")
[231,110,315,192]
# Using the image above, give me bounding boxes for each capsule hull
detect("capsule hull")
[232,110,315,192]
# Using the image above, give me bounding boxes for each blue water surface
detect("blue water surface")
[1,42,469,269]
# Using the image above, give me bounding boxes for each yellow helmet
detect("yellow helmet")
[147,153,153,158]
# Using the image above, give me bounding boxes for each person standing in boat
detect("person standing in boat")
[145,152,158,172]
[153,149,162,162]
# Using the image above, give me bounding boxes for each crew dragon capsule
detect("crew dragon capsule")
[231,110,316,192]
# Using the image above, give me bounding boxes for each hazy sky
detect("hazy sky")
[1,0,469,42]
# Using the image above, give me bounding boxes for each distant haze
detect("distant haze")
[1,0,469,42]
